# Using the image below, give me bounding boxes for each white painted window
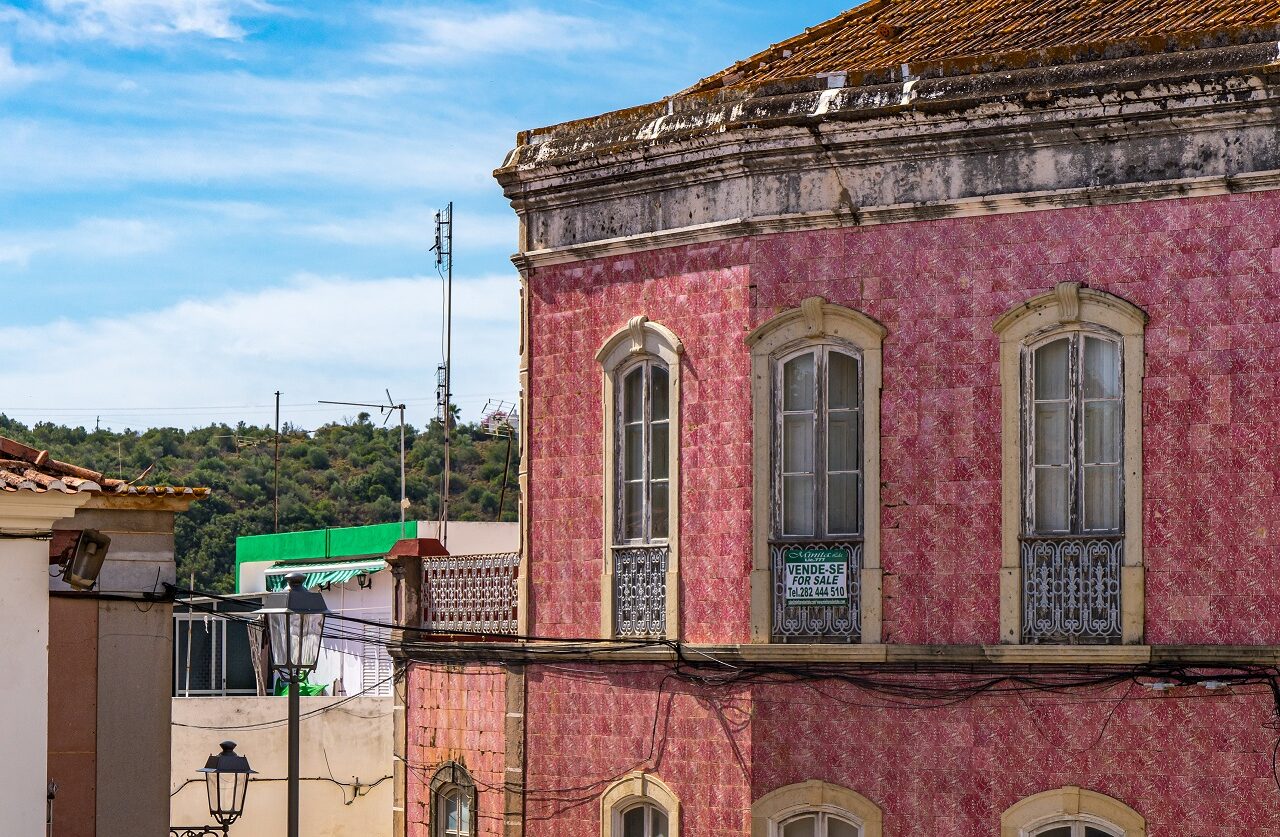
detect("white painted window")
[778,811,862,837]
[438,786,470,837]
[619,802,669,837]
[1025,331,1123,536]
[616,359,670,545]
[775,345,862,539]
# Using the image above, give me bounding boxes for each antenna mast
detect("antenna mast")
[318,393,408,536]
[433,202,454,547]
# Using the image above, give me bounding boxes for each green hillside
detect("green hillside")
[0,413,518,593]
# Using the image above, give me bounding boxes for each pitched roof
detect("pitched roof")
[688,0,1280,93]
[0,435,211,498]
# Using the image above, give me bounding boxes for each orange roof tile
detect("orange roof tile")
[688,0,1280,92]
[0,435,210,498]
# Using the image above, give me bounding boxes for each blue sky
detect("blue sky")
[0,0,845,431]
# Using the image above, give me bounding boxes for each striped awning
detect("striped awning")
[264,558,387,591]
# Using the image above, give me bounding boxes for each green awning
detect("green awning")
[264,558,387,591]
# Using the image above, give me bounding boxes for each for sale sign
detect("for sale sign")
[783,546,849,607]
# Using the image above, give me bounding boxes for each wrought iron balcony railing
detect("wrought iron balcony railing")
[613,544,668,638]
[771,540,861,643]
[423,552,520,635]
[1021,535,1122,644]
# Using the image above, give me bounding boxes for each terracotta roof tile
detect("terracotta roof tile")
[0,435,210,498]
[688,0,1280,92]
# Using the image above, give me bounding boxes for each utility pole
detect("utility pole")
[433,202,454,548]
[274,390,281,534]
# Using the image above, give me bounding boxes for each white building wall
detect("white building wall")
[0,536,52,837]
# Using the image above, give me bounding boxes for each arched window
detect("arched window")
[995,283,1147,645]
[747,297,886,644]
[429,763,476,837]
[751,780,882,837]
[601,772,680,837]
[620,801,669,837]
[1001,786,1144,837]
[597,318,683,639]
[777,810,863,837]
[1030,823,1122,837]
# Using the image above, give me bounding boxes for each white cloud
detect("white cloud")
[0,118,510,192]
[0,274,519,429]
[30,0,270,44]
[377,7,619,64]
[0,46,44,89]
[0,216,173,267]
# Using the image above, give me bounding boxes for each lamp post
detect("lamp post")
[170,740,255,837]
[255,572,329,837]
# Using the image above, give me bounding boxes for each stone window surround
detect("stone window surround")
[1001,786,1145,837]
[600,771,681,837]
[993,282,1148,645]
[746,297,887,644]
[752,779,883,837]
[596,316,685,639]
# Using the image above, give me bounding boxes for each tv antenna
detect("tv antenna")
[480,399,518,522]
[318,390,409,535]
[431,202,454,547]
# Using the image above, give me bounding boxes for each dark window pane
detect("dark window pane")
[783,474,816,536]
[828,472,861,535]
[1083,400,1121,464]
[623,367,644,423]
[781,815,816,837]
[1034,402,1070,465]
[651,482,669,540]
[1037,828,1072,837]
[1034,466,1069,532]
[225,621,256,691]
[783,415,815,474]
[1083,464,1122,531]
[624,425,644,480]
[1035,339,1070,400]
[1083,336,1120,398]
[828,350,859,410]
[783,353,816,411]
[623,806,647,837]
[828,411,859,472]
[651,366,669,421]
[827,817,860,837]
[624,482,644,540]
[650,422,669,480]
[652,809,668,837]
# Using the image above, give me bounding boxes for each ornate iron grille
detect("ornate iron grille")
[613,544,668,638]
[1021,536,1122,644]
[770,540,861,643]
[422,552,520,634]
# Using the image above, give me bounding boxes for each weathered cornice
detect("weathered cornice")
[497,41,1280,260]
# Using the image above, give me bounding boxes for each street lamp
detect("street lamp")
[171,741,255,837]
[255,572,329,837]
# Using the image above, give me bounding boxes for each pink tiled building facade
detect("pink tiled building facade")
[396,4,1280,837]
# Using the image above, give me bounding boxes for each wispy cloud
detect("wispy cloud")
[290,207,516,252]
[376,6,620,64]
[0,46,44,89]
[2,0,274,45]
[0,274,519,428]
[0,216,173,268]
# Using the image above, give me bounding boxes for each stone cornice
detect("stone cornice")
[511,168,1280,273]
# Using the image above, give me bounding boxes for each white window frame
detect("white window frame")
[615,357,671,546]
[773,342,864,541]
[746,297,886,644]
[597,317,684,640]
[430,763,476,837]
[751,780,882,837]
[1029,821,1124,837]
[994,282,1147,645]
